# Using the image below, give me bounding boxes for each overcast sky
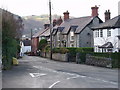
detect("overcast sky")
[0,0,120,21]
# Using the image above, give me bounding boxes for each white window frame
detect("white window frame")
[70,31,74,41]
[107,29,111,37]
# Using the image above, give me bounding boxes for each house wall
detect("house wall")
[79,26,93,47]
[94,28,119,52]
[23,46,31,53]
[118,28,120,51]
[32,37,39,54]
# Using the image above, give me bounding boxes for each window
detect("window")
[107,29,111,37]
[95,30,99,37]
[70,31,74,41]
[57,32,60,41]
[71,44,74,47]
[97,30,99,37]
[100,30,103,37]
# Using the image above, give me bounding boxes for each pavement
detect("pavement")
[2,55,119,88]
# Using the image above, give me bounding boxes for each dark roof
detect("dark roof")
[33,27,50,37]
[33,30,44,37]
[57,16,102,34]
[99,42,113,48]
[92,15,120,30]
[23,40,31,46]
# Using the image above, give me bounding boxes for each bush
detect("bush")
[76,47,94,53]
[52,48,59,53]
[38,39,48,51]
[2,38,19,69]
[52,48,69,54]
[44,45,50,52]
[59,48,69,54]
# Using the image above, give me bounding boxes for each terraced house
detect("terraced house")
[52,6,103,48]
[32,5,103,54]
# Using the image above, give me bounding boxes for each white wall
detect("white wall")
[23,46,31,53]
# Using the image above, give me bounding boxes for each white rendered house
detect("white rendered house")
[92,15,120,52]
[20,39,31,56]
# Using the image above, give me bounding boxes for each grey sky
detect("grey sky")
[0,0,120,21]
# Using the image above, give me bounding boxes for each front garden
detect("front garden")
[37,39,120,68]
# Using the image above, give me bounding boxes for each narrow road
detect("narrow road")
[3,55,118,88]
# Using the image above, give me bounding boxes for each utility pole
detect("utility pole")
[49,0,52,59]
[31,29,33,55]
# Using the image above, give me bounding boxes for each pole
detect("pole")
[49,0,52,59]
[31,29,33,55]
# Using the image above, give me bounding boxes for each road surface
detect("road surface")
[3,55,118,88]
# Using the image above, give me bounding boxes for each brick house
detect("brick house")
[31,18,63,54]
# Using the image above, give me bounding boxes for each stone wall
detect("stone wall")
[86,54,112,68]
[52,53,67,62]
[40,52,68,62]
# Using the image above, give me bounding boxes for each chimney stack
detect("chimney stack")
[44,24,50,29]
[91,5,99,17]
[104,10,111,22]
[63,10,69,21]
[53,19,57,27]
[56,16,63,25]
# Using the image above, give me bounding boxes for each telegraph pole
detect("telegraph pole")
[31,29,33,55]
[49,0,52,59]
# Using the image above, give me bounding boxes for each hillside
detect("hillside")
[22,14,61,38]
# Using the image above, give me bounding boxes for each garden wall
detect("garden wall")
[86,54,112,68]
[40,52,68,62]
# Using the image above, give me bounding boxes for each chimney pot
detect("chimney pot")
[91,5,99,17]
[63,10,69,21]
[104,9,111,22]
[53,19,57,27]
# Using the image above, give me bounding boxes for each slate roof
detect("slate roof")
[34,16,102,37]
[92,15,120,30]
[33,27,50,37]
[40,28,50,37]
[59,16,92,34]
[56,16,102,34]
[22,40,31,46]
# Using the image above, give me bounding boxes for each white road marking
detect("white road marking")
[29,73,35,77]
[49,81,60,88]
[33,66,118,85]
[29,73,46,78]
[87,77,118,85]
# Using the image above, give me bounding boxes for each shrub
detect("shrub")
[38,39,48,51]
[44,45,50,52]
[76,47,94,53]
[52,48,69,54]
[59,48,69,54]
[52,48,59,53]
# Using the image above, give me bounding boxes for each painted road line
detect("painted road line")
[87,77,118,85]
[49,81,60,88]
[29,73,46,78]
[29,73,35,77]
[33,66,118,85]
[67,75,87,80]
